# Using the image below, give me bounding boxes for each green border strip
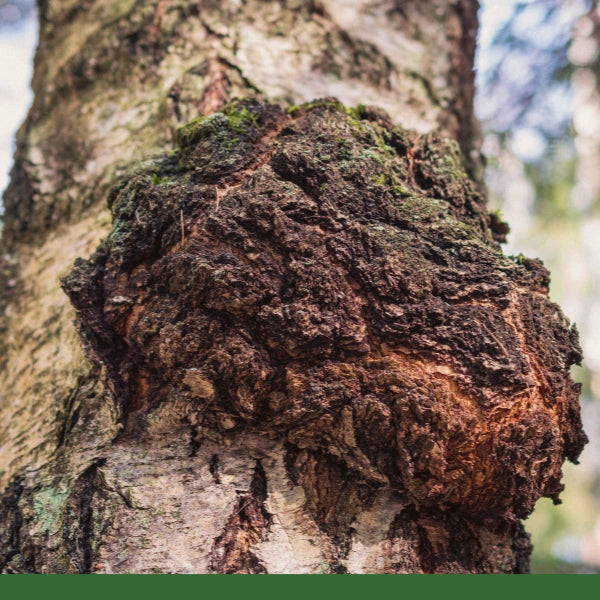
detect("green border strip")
[1,573,597,599]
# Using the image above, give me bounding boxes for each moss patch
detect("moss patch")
[176,98,283,178]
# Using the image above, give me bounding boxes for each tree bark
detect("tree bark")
[0,0,586,573]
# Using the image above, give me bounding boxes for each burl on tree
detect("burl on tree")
[61,99,586,571]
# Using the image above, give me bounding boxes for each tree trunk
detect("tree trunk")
[0,0,586,573]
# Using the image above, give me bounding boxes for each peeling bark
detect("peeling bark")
[0,0,587,573]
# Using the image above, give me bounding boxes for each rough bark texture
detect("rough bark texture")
[0,0,587,573]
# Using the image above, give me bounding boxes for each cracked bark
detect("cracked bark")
[0,0,587,573]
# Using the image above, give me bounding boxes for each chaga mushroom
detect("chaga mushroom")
[63,98,587,527]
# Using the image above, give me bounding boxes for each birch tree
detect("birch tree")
[0,0,586,573]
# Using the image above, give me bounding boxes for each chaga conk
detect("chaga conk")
[63,98,587,528]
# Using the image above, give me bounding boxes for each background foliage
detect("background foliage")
[477,0,600,573]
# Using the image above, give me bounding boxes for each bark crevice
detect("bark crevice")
[207,459,271,574]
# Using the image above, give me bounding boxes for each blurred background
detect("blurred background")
[0,0,599,574]
[0,0,34,195]
[477,0,600,573]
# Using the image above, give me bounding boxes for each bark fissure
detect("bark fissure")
[209,454,221,484]
[62,461,103,573]
[207,460,271,574]
[0,479,26,572]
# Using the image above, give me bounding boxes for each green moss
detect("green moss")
[222,103,260,132]
[176,102,258,144]
[374,136,395,157]
[288,99,365,132]
[390,194,452,225]
[287,99,345,115]
[359,148,385,163]
[174,99,271,176]
[427,138,468,183]
[175,101,260,149]
[393,185,411,197]
[175,115,211,145]
[342,106,366,132]
[151,172,168,185]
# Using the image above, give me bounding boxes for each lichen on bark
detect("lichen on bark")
[60,97,586,558]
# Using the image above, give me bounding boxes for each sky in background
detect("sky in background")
[0,6,35,197]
